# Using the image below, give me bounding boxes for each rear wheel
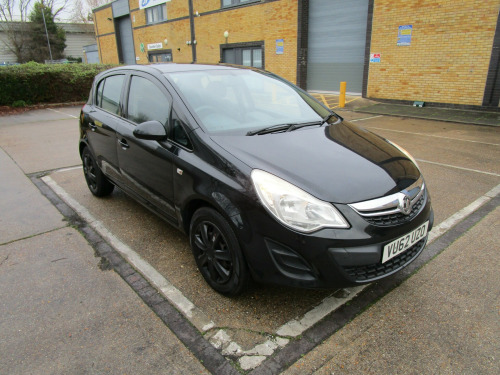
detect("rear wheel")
[82,147,114,197]
[190,207,249,296]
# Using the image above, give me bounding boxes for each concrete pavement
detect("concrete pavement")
[1,105,499,374]
[0,111,209,374]
[284,205,500,375]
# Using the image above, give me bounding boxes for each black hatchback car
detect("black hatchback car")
[79,64,433,296]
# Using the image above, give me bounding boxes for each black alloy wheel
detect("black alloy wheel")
[190,207,249,296]
[82,147,114,197]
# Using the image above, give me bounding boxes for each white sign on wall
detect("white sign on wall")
[147,43,163,50]
[139,0,170,10]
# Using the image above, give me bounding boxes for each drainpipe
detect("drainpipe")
[188,0,197,62]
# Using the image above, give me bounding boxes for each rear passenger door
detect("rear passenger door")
[87,73,126,184]
[115,73,177,222]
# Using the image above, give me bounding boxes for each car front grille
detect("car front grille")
[363,193,425,226]
[342,238,426,282]
[348,178,427,227]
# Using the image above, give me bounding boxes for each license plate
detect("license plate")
[382,221,429,263]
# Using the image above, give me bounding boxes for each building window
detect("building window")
[221,0,257,8]
[149,50,173,63]
[222,44,263,69]
[146,4,167,24]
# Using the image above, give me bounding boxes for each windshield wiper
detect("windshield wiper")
[247,121,322,136]
[247,124,295,136]
[286,120,324,132]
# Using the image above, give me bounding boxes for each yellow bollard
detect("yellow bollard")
[339,81,346,108]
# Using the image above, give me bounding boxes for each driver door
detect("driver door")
[115,73,177,222]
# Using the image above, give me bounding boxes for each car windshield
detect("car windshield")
[165,69,332,135]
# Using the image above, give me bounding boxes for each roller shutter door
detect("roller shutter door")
[307,0,369,93]
[116,16,135,65]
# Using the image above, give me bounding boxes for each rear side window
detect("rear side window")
[127,76,171,125]
[96,75,125,115]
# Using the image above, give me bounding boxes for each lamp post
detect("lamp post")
[41,4,53,62]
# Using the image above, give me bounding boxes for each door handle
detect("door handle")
[119,139,129,149]
[89,122,97,132]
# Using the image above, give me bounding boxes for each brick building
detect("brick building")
[93,0,500,109]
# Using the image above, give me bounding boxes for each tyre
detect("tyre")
[82,147,114,197]
[190,207,249,296]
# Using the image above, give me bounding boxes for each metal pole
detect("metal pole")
[188,0,196,63]
[339,81,346,108]
[41,5,53,62]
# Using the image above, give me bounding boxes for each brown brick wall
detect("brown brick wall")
[193,0,298,83]
[94,6,118,64]
[367,0,499,106]
[133,18,193,64]
[95,6,115,35]
[99,34,120,64]
[96,0,299,83]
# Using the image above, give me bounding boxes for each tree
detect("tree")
[71,0,110,24]
[0,0,33,62]
[27,1,66,62]
[43,0,70,19]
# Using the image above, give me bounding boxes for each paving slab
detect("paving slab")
[0,118,81,174]
[0,107,80,126]
[0,226,209,375]
[283,205,500,375]
[0,147,65,244]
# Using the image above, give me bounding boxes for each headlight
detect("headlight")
[251,169,349,233]
[387,140,420,170]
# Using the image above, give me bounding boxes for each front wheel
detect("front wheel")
[82,147,114,197]
[190,207,249,296]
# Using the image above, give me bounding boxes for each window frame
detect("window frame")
[220,41,265,69]
[145,3,167,25]
[122,72,173,128]
[94,74,126,117]
[221,0,259,9]
[148,49,173,63]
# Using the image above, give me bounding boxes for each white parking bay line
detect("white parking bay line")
[365,126,500,147]
[350,115,384,122]
[416,159,500,177]
[276,285,366,337]
[46,108,78,119]
[41,175,215,333]
[427,183,500,243]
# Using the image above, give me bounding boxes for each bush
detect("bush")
[12,100,27,107]
[0,62,116,106]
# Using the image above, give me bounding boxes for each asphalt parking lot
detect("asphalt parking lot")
[1,104,499,374]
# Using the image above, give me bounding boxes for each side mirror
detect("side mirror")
[133,120,167,141]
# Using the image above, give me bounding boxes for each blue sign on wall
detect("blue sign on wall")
[397,25,413,46]
[276,39,284,55]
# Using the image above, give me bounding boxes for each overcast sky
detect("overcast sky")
[5,0,94,22]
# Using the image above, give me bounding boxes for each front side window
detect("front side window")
[146,4,167,24]
[97,75,125,115]
[167,70,330,135]
[127,76,170,125]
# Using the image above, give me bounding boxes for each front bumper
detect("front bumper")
[239,190,434,289]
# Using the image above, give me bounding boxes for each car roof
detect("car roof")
[99,63,264,77]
